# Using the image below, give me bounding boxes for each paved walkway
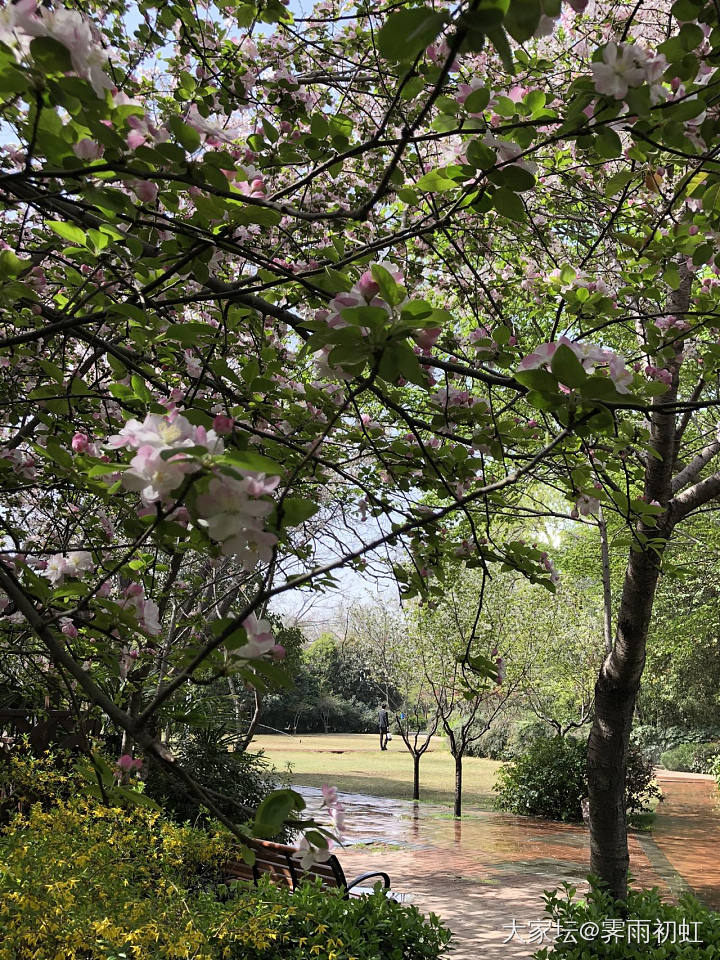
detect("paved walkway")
[298,770,720,959]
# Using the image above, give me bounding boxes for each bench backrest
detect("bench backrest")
[223,836,347,891]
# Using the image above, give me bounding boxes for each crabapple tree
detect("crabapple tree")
[1,0,720,891]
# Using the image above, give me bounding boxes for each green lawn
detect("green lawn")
[252,733,502,810]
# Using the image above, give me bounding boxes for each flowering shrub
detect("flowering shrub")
[535,879,720,960]
[0,798,451,960]
[0,745,82,824]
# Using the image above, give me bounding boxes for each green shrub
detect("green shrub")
[625,742,662,818]
[632,725,720,765]
[0,797,451,960]
[494,736,587,821]
[660,741,720,774]
[505,719,558,759]
[494,737,660,822]
[467,716,554,760]
[535,878,720,959]
[144,725,287,832]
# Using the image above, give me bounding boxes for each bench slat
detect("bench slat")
[222,838,352,894]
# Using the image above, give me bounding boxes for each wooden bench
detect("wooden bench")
[221,836,402,900]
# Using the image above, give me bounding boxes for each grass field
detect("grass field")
[252,733,502,810]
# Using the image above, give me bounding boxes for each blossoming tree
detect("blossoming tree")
[1,0,720,895]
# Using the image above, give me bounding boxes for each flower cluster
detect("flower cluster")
[591,42,667,103]
[315,261,405,332]
[0,1,112,97]
[114,754,143,779]
[195,472,279,570]
[108,412,223,504]
[296,783,345,870]
[519,337,633,393]
[42,550,94,587]
[119,583,161,636]
[108,412,281,572]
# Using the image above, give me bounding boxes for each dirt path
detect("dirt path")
[298,770,720,960]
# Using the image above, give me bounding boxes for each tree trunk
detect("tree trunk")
[413,753,420,801]
[587,265,691,901]
[453,754,462,818]
[588,511,668,900]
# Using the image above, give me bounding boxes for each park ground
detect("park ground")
[253,732,501,807]
[254,734,720,960]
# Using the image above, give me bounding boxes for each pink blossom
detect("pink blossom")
[119,582,161,636]
[73,139,104,161]
[122,445,196,503]
[576,493,600,517]
[518,341,558,370]
[296,835,333,870]
[71,432,90,453]
[60,617,78,638]
[322,783,339,807]
[415,327,441,349]
[132,180,158,204]
[195,473,278,570]
[10,5,113,97]
[213,415,234,434]
[43,551,93,587]
[115,754,143,774]
[227,611,275,660]
[271,643,286,660]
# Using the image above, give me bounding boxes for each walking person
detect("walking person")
[378,703,390,751]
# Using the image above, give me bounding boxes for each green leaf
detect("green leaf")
[46,221,86,246]
[492,186,525,221]
[222,450,283,476]
[466,139,496,170]
[29,36,73,73]
[604,170,633,197]
[466,0,511,30]
[485,25,515,73]
[504,0,542,43]
[277,497,319,526]
[550,344,586,388]
[464,88,491,113]
[595,127,622,159]
[168,115,201,152]
[44,440,73,470]
[514,368,557,392]
[580,375,626,402]
[0,249,28,279]
[371,263,405,307]
[416,169,458,192]
[131,375,153,403]
[253,789,305,839]
[378,7,448,63]
[491,164,536,191]
[663,266,681,290]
